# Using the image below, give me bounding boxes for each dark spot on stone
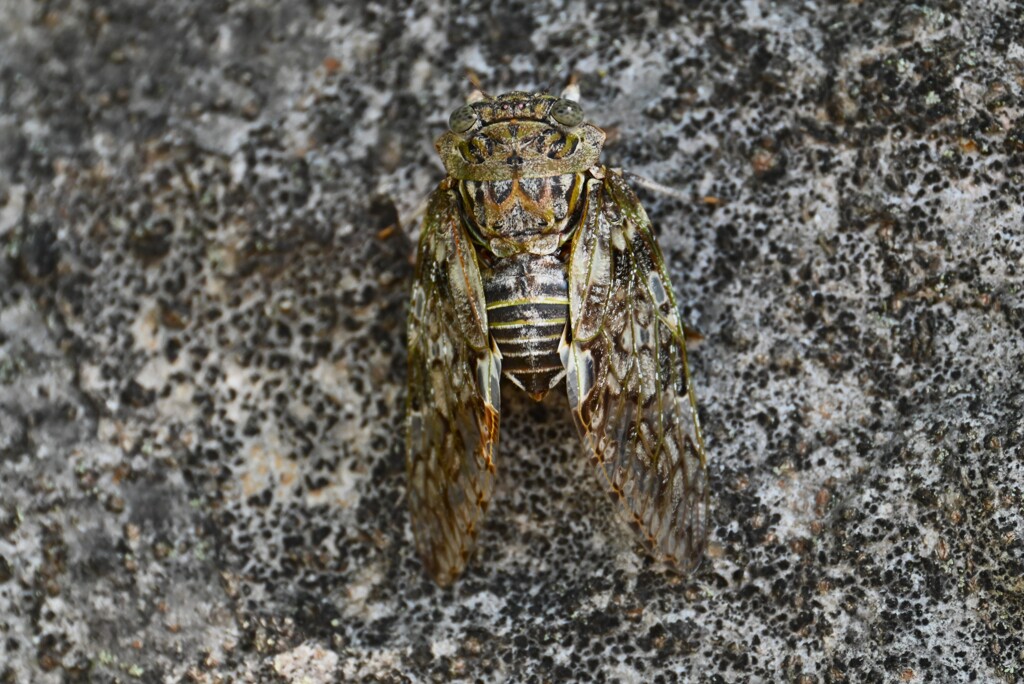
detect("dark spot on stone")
[15,223,60,282]
[128,219,174,262]
[120,379,156,408]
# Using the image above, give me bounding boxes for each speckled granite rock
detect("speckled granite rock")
[1,1,1022,682]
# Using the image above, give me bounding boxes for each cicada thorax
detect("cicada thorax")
[457,172,588,401]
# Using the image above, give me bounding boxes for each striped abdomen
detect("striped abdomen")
[482,253,568,400]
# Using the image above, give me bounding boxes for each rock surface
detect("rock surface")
[1,0,1022,681]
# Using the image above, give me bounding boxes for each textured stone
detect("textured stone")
[1,0,1022,681]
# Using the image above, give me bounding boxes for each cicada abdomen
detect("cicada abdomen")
[481,252,568,400]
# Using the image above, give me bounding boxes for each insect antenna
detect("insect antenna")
[464,67,483,90]
[560,71,581,102]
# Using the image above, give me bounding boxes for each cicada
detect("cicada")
[406,88,708,585]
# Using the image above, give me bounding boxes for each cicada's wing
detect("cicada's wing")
[406,181,502,586]
[563,169,709,570]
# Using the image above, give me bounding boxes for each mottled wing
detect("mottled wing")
[563,169,709,570]
[407,181,502,586]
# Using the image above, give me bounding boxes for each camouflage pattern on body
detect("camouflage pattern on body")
[407,90,708,585]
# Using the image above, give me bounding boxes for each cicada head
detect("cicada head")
[436,91,606,182]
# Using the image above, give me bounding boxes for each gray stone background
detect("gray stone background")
[1,0,1022,682]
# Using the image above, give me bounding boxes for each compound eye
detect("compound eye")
[448,105,478,134]
[551,98,584,127]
